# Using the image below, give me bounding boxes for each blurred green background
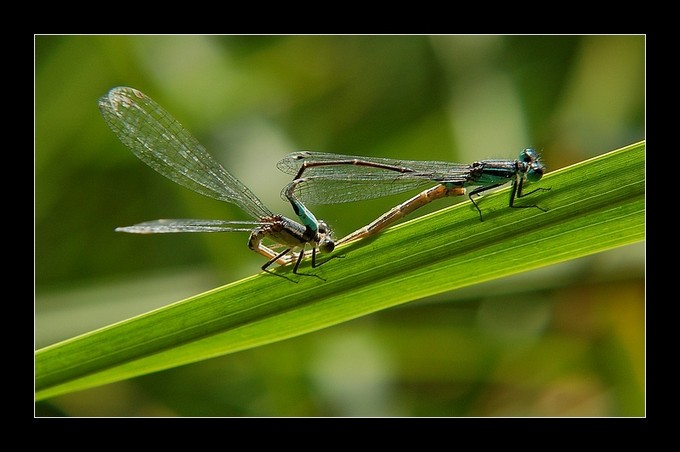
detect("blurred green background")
[35,35,644,416]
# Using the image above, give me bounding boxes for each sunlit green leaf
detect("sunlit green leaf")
[35,140,645,401]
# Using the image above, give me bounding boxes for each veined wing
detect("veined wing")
[281,176,436,204]
[99,87,271,220]
[278,151,471,204]
[116,219,265,234]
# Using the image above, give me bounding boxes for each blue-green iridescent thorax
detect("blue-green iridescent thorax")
[460,148,545,188]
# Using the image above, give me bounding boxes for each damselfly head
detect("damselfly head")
[520,148,545,182]
[526,164,544,182]
[519,148,539,163]
[317,221,335,253]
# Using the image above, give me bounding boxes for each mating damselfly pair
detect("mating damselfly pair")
[99,87,550,280]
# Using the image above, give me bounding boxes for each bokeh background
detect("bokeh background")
[35,35,645,416]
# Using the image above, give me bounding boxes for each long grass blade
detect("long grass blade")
[35,141,645,400]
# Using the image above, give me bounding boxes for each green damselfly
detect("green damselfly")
[277,150,550,245]
[99,87,335,278]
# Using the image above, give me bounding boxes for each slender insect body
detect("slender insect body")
[99,87,334,280]
[279,149,550,243]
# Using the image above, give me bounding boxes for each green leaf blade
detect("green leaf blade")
[36,140,645,400]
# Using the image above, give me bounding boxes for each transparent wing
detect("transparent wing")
[99,87,271,220]
[282,176,435,204]
[278,151,471,204]
[278,151,471,179]
[115,219,265,234]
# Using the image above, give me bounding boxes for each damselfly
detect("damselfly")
[277,150,549,245]
[99,87,335,278]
